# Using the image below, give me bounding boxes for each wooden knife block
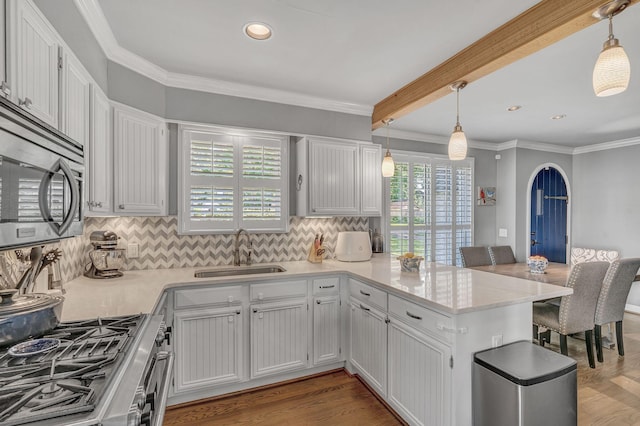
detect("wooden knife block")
[307,243,324,263]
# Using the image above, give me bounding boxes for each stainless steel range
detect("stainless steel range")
[0,313,172,426]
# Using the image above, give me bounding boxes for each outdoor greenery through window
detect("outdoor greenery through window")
[179,125,288,234]
[386,153,473,266]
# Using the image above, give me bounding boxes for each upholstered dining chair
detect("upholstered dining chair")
[570,247,620,266]
[459,246,492,267]
[488,246,516,265]
[594,258,640,362]
[533,261,610,368]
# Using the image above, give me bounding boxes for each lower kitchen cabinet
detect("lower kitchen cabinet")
[387,318,452,426]
[251,298,308,378]
[173,306,244,393]
[313,294,341,365]
[349,298,387,396]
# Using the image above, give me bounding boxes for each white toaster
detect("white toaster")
[335,231,372,262]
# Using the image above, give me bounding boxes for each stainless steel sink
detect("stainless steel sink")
[194,265,286,278]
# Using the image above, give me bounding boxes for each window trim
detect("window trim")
[382,150,474,266]
[178,124,289,234]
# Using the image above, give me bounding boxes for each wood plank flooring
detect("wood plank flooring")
[164,313,640,426]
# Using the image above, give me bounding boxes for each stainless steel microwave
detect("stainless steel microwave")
[0,96,84,250]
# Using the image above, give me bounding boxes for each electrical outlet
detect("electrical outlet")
[127,243,139,259]
[492,334,503,348]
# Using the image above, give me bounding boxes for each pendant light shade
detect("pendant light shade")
[592,1,631,97]
[381,118,395,177]
[448,81,468,161]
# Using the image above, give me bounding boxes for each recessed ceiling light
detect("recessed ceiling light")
[244,22,272,40]
[551,114,566,120]
[507,105,522,112]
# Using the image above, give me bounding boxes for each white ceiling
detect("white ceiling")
[94,0,640,147]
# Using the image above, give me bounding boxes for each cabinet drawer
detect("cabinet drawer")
[313,277,340,294]
[388,295,453,343]
[174,286,243,309]
[250,280,307,301]
[349,279,387,311]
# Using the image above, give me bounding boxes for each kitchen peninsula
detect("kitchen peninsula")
[61,255,571,425]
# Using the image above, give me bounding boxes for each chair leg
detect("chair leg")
[595,325,604,363]
[585,329,596,369]
[539,329,551,347]
[560,334,568,355]
[616,320,624,357]
[533,324,538,341]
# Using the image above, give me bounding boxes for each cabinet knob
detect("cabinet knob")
[119,204,125,210]
[97,201,103,208]
[19,97,33,109]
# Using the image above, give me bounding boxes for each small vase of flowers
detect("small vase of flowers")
[527,255,548,274]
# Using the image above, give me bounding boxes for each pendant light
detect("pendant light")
[381,118,395,177]
[592,0,631,97]
[448,81,468,161]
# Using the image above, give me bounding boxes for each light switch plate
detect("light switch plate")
[498,228,508,238]
[127,243,139,258]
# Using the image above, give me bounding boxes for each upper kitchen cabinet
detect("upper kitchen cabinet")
[0,1,8,98]
[60,48,91,146]
[6,0,59,127]
[113,103,168,216]
[296,137,382,217]
[86,85,112,214]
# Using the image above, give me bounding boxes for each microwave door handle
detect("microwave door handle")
[38,158,80,236]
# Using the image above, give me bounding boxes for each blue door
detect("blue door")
[530,167,567,263]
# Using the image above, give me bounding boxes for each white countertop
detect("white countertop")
[60,255,571,321]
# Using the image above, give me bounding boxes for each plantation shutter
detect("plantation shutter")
[180,127,288,234]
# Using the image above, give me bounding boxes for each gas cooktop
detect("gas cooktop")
[0,315,146,426]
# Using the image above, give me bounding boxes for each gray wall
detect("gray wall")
[373,136,498,248]
[107,62,166,117]
[34,0,108,92]
[572,144,640,305]
[495,148,517,251]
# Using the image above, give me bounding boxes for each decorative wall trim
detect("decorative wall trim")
[573,136,640,155]
[72,0,372,117]
[496,139,574,155]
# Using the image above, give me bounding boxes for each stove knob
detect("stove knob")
[127,406,142,426]
[133,386,147,410]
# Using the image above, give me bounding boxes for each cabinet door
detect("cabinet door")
[251,298,308,378]
[360,144,382,216]
[8,0,59,126]
[349,298,387,396]
[86,85,112,214]
[174,306,244,393]
[113,105,167,215]
[313,295,340,365]
[308,139,359,215]
[60,48,90,146]
[0,1,8,98]
[388,319,452,426]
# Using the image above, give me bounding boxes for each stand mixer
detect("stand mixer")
[84,231,126,279]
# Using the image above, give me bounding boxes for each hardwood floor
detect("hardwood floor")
[164,313,640,426]
[163,370,404,426]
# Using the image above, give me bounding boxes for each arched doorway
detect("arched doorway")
[529,166,569,263]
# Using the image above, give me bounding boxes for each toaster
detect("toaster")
[335,231,372,262]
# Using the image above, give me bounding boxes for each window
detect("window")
[179,125,288,234]
[386,152,473,266]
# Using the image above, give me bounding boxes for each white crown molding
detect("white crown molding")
[496,139,573,155]
[573,136,640,154]
[73,0,372,116]
[374,128,499,151]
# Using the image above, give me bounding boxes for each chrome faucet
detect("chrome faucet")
[233,229,252,266]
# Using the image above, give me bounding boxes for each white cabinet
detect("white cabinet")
[296,136,381,217]
[312,277,341,365]
[86,85,112,214]
[60,48,91,146]
[360,144,382,215]
[251,298,308,378]
[174,305,244,393]
[388,318,451,426]
[349,298,387,396]
[7,0,59,126]
[113,103,167,215]
[0,1,9,98]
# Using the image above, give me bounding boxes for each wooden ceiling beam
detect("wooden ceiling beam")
[372,0,640,130]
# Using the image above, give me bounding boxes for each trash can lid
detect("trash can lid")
[474,341,577,386]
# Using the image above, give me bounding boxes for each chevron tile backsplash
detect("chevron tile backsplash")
[1,216,369,286]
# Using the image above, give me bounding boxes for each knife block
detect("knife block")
[307,243,324,263]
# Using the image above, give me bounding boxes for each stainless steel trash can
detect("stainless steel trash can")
[473,341,577,426]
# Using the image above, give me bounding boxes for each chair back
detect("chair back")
[459,246,492,267]
[488,246,516,265]
[570,247,619,266]
[595,258,640,325]
[558,261,609,335]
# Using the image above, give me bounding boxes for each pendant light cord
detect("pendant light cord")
[456,88,461,126]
